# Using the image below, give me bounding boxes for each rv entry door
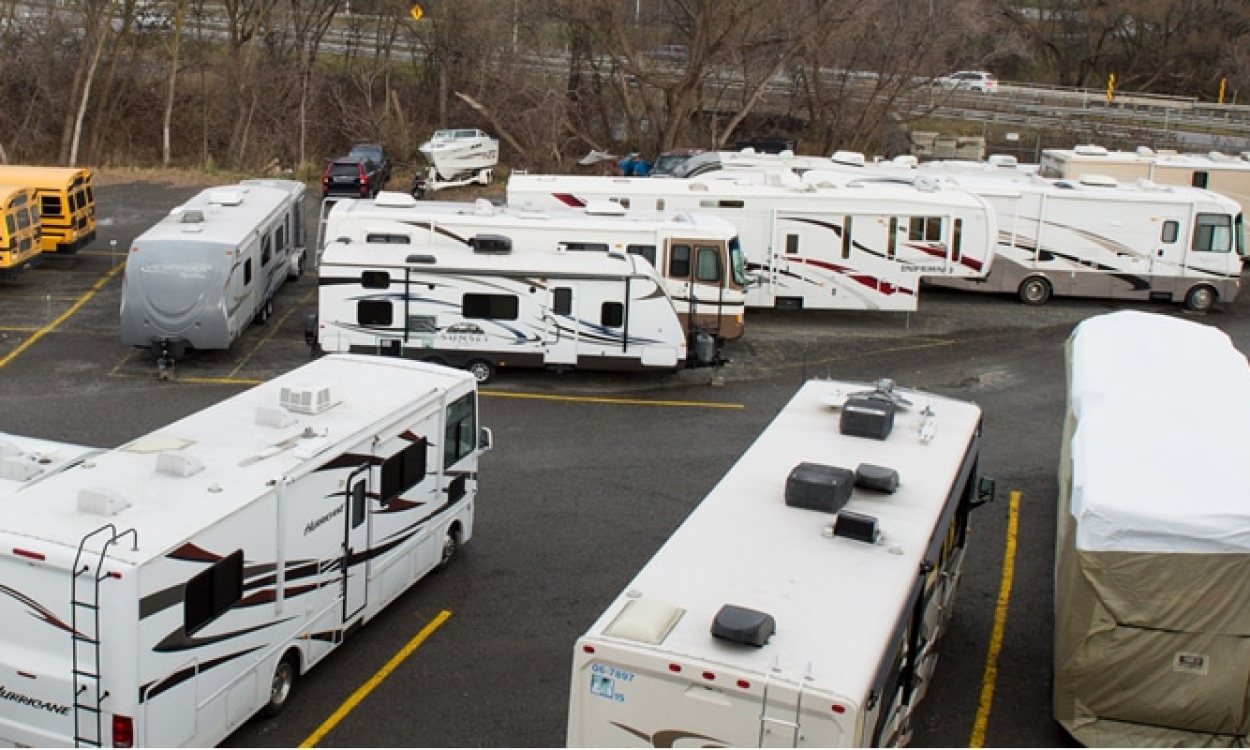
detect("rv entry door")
[343,465,370,621]
[546,286,578,366]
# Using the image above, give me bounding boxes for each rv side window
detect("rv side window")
[655,199,665,211]
[41,195,62,218]
[362,271,391,289]
[562,242,608,252]
[276,225,286,251]
[184,549,243,634]
[244,258,252,285]
[1194,213,1233,253]
[669,244,691,278]
[357,299,393,326]
[601,301,624,328]
[553,288,573,315]
[261,234,272,266]
[380,438,429,505]
[350,478,367,527]
[695,245,721,282]
[444,393,477,467]
[1192,172,1209,189]
[952,218,963,262]
[842,217,853,259]
[1162,220,1180,244]
[888,218,899,259]
[785,234,799,255]
[627,244,657,266]
[463,294,519,320]
[366,233,411,244]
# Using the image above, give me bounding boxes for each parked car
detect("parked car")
[934,70,998,93]
[346,143,392,187]
[321,157,384,198]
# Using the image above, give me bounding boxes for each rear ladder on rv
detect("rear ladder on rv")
[71,524,138,748]
[758,658,808,747]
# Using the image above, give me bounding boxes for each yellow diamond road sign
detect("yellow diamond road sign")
[410,4,423,20]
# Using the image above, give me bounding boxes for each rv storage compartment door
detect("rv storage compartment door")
[785,462,854,513]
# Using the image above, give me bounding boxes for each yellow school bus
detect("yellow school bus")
[0,184,42,278]
[0,166,96,254]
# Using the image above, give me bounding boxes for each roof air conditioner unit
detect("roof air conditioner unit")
[831,150,866,167]
[279,380,343,415]
[209,190,244,206]
[375,191,417,208]
[1079,173,1118,188]
[0,458,39,482]
[156,451,204,478]
[711,604,775,647]
[179,210,206,224]
[78,487,131,517]
[1074,144,1108,156]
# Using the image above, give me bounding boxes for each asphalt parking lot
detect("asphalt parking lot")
[4,174,1249,747]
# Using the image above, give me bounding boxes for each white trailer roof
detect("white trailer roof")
[582,378,982,701]
[134,180,301,249]
[1068,311,1250,553]
[0,355,473,566]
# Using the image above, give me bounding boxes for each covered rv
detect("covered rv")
[568,378,993,747]
[916,166,1245,310]
[314,232,699,383]
[0,354,491,747]
[1057,311,1250,745]
[507,171,996,312]
[319,193,747,341]
[120,179,308,375]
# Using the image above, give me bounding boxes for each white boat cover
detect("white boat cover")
[1055,310,1250,746]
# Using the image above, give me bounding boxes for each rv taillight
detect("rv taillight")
[12,548,45,561]
[702,671,716,681]
[831,704,846,714]
[582,645,595,654]
[113,715,134,747]
[736,679,751,689]
[668,663,682,673]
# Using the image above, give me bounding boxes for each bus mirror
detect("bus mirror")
[479,427,493,452]
[971,476,996,510]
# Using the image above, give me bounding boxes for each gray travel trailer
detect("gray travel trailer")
[120,179,307,377]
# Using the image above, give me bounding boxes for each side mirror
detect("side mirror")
[478,427,493,452]
[970,476,996,510]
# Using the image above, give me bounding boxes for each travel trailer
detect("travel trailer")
[0,354,491,747]
[314,231,702,383]
[1057,311,1250,745]
[568,378,994,747]
[507,171,997,312]
[120,179,308,377]
[915,165,1245,310]
[1038,144,1250,216]
[319,193,747,342]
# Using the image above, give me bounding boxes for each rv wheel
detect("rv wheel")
[254,299,274,325]
[436,525,460,572]
[259,652,299,719]
[1184,284,1216,312]
[1017,276,1052,306]
[466,359,495,384]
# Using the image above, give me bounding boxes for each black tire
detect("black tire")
[259,652,299,719]
[1184,284,1216,312]
[1017,276,1052,306]
[435,524,460,572]
[254,299,273,325]
[466,359,495,384]
[287,253,303,282]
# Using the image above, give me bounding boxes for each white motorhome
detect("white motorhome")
[314,231,700,383]
[914,165,1245,310]
[320,193,748,342]
[1057,311,1250,744]
[120,179,308,377]
[0,354,491,747]
[507,172,997,312]
[1039,144,1250,216]
[568,378,994,747]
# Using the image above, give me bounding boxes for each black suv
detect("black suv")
[346,143,392,186]
[321,156,385,198]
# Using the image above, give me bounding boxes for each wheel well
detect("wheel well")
[281,646,302,676]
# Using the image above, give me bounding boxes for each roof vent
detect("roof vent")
[209,190,244,206]
[472,198,497,216]
[1079,173,1117,188]
[0,439,20,458]
[583,200,627,216]
[179,210,205,224]
[831,150,866,167]
[375,191,418,208]
[78,487,131,516]
[604,598,685,644]
[1136,145,1156,157]
[255,405,297,429]
[987,154,1018,168]
[711,604,775,647]
[156,451,204,478]
[891,155,919,168]
[1073,144,1108,156]
[0,458,40,482]
[279,380,343,415]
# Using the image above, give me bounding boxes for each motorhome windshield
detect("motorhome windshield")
[1237,213,1246,257]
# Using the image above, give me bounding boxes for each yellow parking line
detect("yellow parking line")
[969,489,1021,748]
[481,390,744,409]
[226,285,317,379]
[300,610,452,748]
[0,265,122,369]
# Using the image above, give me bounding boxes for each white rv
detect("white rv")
[507,172,997,312]
[568,378,994,747]
[120,179,308,376]
[914,165,1245,310]
[320,193,747,342]
[314,232,699,383]
[0,353,490,748]
[1057,311,1250,744]
[1039,144,1250,216]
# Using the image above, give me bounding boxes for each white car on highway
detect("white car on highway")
[935,70,998,93]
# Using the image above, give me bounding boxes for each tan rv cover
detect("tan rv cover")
[1056,311,1250,746]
